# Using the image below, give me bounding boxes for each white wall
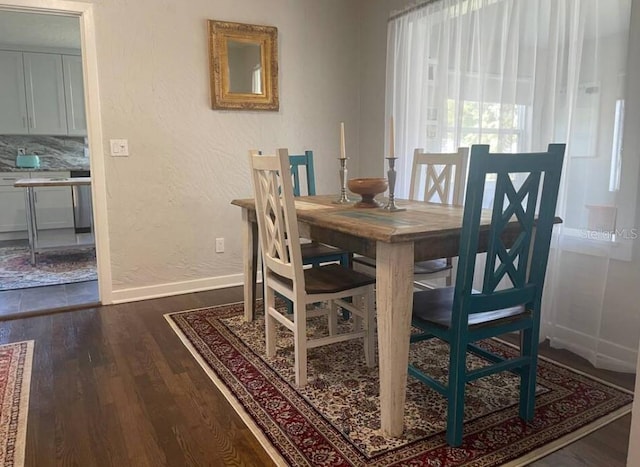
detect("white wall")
[357,0,410,178]
[78,0,362,299]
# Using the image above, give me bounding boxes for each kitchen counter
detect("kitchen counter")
[14,176,91,187]
[0,161,90,172]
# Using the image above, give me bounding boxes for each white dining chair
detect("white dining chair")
[249,148,377,387]
[353,147,469,289]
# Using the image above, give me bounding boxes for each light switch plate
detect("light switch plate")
[110,139,129,156]
[215,237,225,253]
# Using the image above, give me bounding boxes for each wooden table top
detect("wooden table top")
[14,177,91,187]
[232,194,502,243]
[232,194,562,261]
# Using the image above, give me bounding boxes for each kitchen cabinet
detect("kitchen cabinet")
[0,51,29,134]
[0,171,73,234]
[33,171,74,230]
[62,55,87,136]
[23,52,68,135]
[0,50,87,136]
[0,173,29,232]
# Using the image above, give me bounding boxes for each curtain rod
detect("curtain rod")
[389,0,441,22]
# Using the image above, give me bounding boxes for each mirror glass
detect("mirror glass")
[227,40,262,94]
[208,20,279,111]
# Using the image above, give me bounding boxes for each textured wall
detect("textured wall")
[80,0,362,291]
[357,0,412,178]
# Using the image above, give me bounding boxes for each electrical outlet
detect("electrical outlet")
[215,237,225,253]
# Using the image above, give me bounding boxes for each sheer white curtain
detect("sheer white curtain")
[386,0,640,372]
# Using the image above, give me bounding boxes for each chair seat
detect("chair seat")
[272,263,375,295]
[353,256,451,275]
[412,287,528,330]
[414,259,451,274]
[301,242,347,260]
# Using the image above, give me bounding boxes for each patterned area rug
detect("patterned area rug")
[0,247,96,291]
[166,302,633,466]
[0,341,33,467]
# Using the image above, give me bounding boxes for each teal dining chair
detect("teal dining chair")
[287,151,351,314]
[289,151,316,197]
[408,143,565,447]
[289,151,349,267]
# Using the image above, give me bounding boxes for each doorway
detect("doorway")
[0,4,105,316]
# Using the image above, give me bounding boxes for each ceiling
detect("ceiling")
[0,10,80,49]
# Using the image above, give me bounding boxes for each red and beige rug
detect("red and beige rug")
[166,302,633,466]
[0,247,96,291]
[0,341,33,467]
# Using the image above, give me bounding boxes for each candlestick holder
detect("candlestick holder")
[382,156,405,212]
[333,157,352,204]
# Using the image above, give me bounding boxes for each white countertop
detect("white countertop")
[14,177,91,187]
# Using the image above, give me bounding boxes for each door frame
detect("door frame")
[0,0,112,304]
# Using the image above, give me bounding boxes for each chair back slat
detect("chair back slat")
[469,285,537,313]
[409,147,469,205]
[289,150,316,196]
[249,149,305,285]
[452,144,565,322]
[483,171,541,293]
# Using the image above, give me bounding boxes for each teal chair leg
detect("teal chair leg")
[519,328,538,421]
[446,339,468,447]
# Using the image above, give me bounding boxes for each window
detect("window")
[441,100,527,208]
[443,100,526,153]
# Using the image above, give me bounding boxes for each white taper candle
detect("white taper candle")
[389,116,395,157]
[340,122,346,158]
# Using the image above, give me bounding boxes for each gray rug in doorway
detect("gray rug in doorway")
[0,246,96,291]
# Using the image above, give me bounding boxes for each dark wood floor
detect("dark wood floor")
[0,286,633,466]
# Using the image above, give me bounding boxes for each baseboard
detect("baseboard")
[548,325,638,373]
[0,231,28,242]
[110,273,246,304]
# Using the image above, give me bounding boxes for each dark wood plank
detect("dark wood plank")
[0,287,275,467]
[0,287,630,466]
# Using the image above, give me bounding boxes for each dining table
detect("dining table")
[231,194,538,437]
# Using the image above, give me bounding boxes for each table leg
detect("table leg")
[242,209,259,322]
[376,241,414,437]
[24,187,38,266]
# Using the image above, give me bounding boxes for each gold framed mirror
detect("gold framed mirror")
[208,20,279,111]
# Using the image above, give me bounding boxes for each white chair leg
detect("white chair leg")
[265,285,277,358]
[294,298,308,387]
[328,300,338,336]
[363,288,375,367]
[353,295,363,334]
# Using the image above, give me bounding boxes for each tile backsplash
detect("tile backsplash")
[0,135,89,171]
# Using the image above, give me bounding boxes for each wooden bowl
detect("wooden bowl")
[347,178,388,208]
